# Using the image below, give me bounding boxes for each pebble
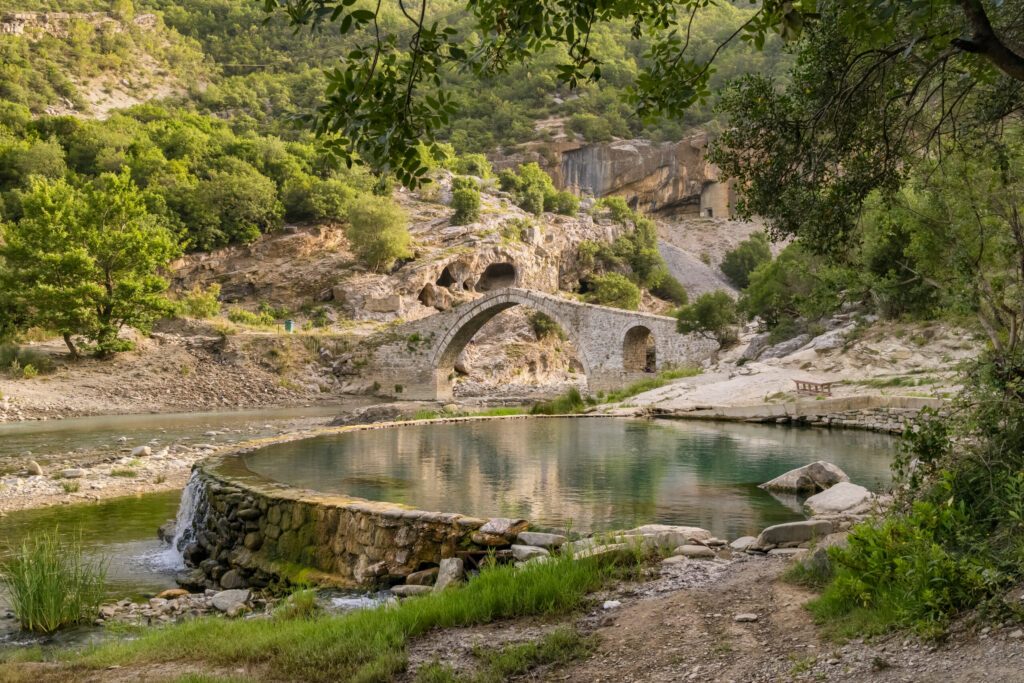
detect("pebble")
[602,600,622,610]
[734,613,758,623]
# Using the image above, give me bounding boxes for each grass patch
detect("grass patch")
[599,367,701,404]
[530,367,701,415]
[69,551,621,681]
[61,481,80,494]
[416,627,596,682]
[110,468,137,478]
[0,529,107,633]
[530,387,590,415]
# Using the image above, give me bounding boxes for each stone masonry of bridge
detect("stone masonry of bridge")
[368,287,718,400]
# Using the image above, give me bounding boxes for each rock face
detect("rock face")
[554,136,734,216]
[759,461,850,494]
[804,482,873,515]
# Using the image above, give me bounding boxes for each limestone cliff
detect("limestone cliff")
[497,133,735,216]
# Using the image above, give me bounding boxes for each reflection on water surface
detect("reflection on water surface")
[243,417,894,538]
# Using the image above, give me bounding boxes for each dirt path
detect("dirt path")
[556,559,1023,683]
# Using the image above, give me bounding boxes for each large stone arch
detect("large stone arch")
[430,291,593,399]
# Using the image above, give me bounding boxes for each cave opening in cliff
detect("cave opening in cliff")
[436,266,456,288]
[418,284,436,307]
[476,262,517,292]
[623,325,656,373]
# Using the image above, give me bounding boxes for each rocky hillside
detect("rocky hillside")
[0,9,206,116]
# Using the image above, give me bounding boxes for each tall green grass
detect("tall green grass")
[74,551,615,681]
[1,529,107,633]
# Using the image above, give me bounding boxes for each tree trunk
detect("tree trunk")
[63,333,79,360]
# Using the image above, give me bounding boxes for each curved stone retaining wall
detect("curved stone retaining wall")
[181,448,492,590]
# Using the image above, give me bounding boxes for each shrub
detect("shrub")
[530,387,588,415]
[739,243,846,329]
[0,344,54,376]
[447,153,493,178]
[545,190,579,216]
[584,273,641,310]
[676,291,739,348]
[809,500,999,639]
[345,194,412,272]
[175,283,221,319]
[720,231,771,289]
[450,186,481,225]
[599,196,634,224]
[227,308,275,327]
[528,311,566,340]
[0,529,107,633]
[520,187,545,216]
[651,274,688,305]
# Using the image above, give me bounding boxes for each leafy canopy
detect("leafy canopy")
[267,0,1024,186]
[0,171,180,357]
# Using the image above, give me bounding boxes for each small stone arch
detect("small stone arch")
[623,325,656,373]
[476,262,517,292]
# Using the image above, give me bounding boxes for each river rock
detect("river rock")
[516,531,567,548]
[219,569,246,589]
[157,519,176,543]
[754,520,833,550]
[156,588,190,600]
[734,613,759,623]
[61,468,86,479]
[623,524,713,549]
[130,446,152,457]
[211,589,250,613]
[472,517,528,546]
[406,567,439,586]
[434,558,465,591]
[392,585,433,597]
[730,536,758,551]
[480,517,528,537]
[674,544,716,559]
[759,461,849,494]
[511,544,550,562]
[804,482,873,515]
[175,568,207,591]
[26,460,42,476]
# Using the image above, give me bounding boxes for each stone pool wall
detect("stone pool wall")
[181,455,491,590]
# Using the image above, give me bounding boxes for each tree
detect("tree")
[0,172,180,357]
[345,194,412,272]
[268,0,1024,186]
[584,273,640,310]
[450,184,481,225]
[676,291,738,348]
[720,232,771,289]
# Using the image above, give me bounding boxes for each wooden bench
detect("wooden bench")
[794,380,834,397]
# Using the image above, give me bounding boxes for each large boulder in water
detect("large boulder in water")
[759,461,849,494]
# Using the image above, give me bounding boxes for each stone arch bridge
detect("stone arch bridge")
[370,288,717,401]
